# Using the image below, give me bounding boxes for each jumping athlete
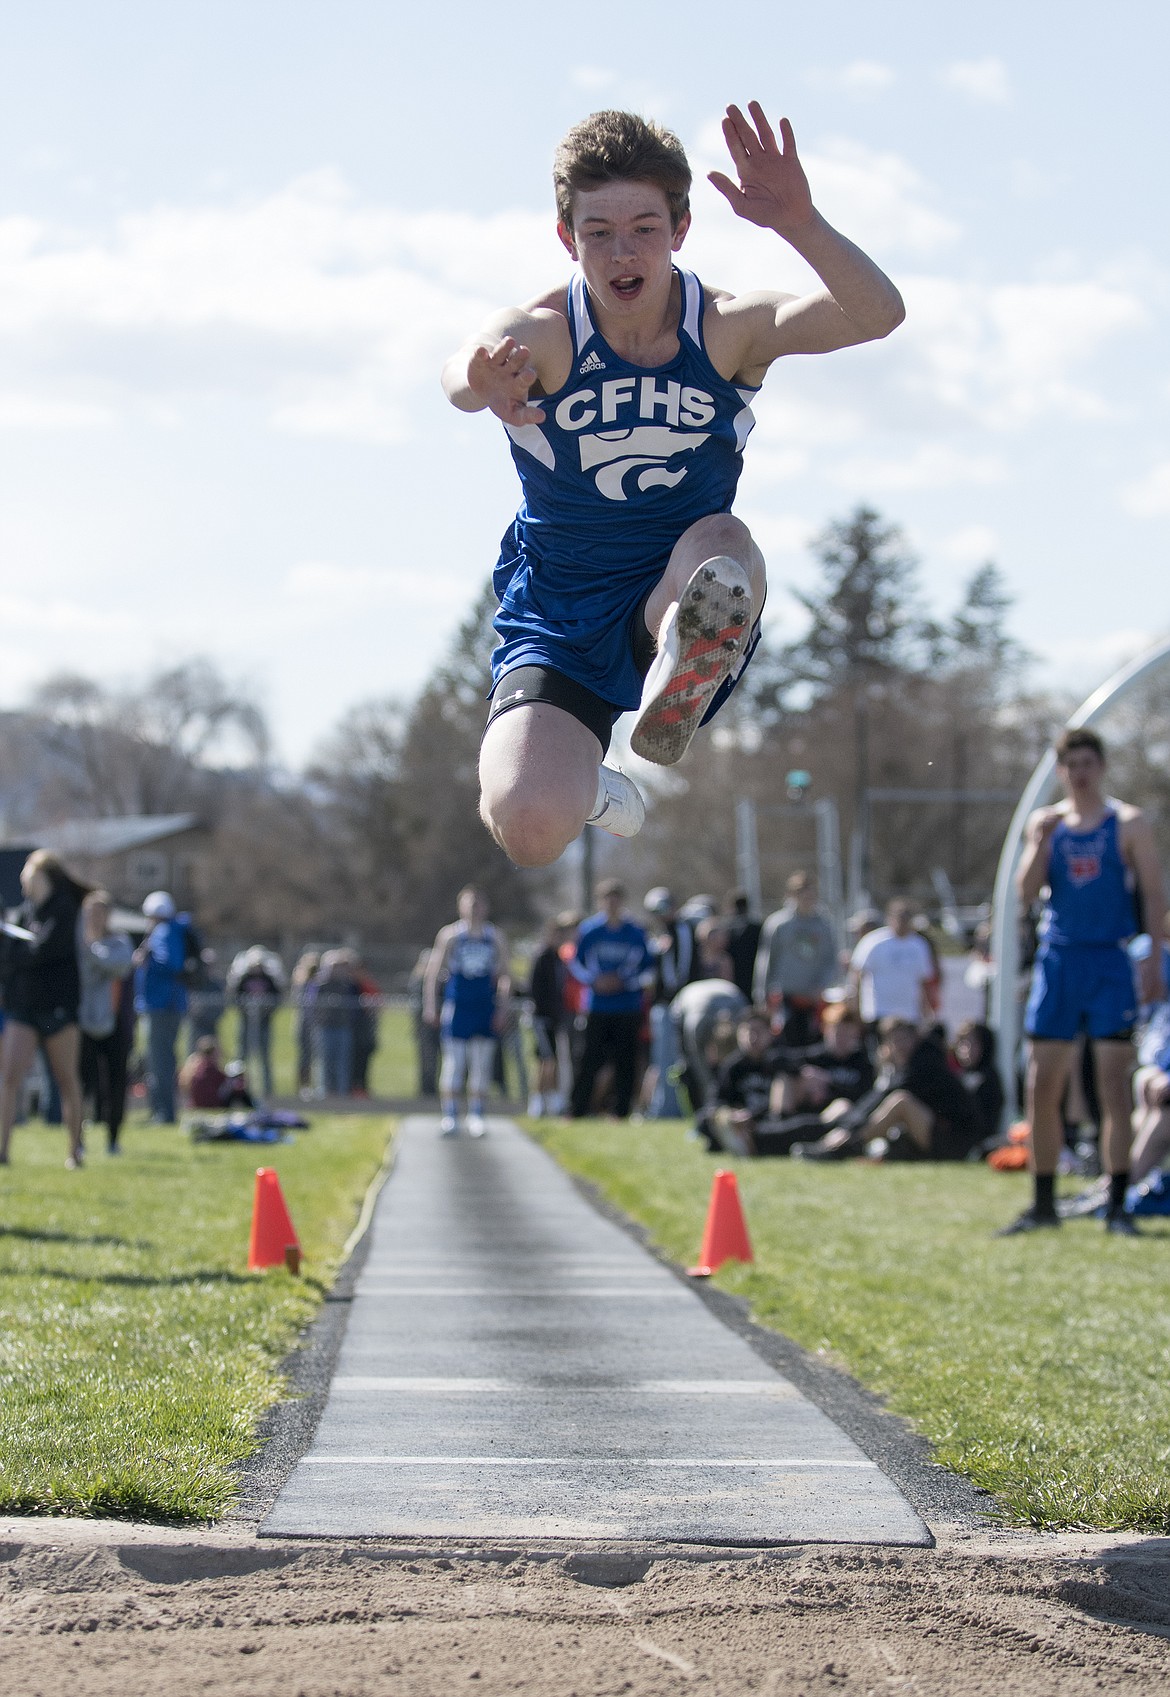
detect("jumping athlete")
[1002,728,1166,1236]
[443,101,905,867]
[423,887,510,1137]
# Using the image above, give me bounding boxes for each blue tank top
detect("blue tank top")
[500,267,759,587]
[443,924,501,1018]
[1041,810,1136,947]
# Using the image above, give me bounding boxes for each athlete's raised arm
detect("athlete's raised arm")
[707,101,905,379]
[442,304,566,424]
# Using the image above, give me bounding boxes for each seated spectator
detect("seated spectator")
[770,1003,874,1118]
[179,1036,228,1110]
[952,1020,1006,1154]
[1130,955,1170,1186]
[704,1009,776,1156]
[792,1017,983,1162]
[221,1059,255,1110]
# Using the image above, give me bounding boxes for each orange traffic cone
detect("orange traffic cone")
[687,1169,753,1278]
[248,1167,302,1273]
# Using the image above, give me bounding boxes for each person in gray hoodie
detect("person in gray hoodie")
[78,890,135,1153]
[753,871,838,1045]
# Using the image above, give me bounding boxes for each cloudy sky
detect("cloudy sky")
[1,0,1167,764]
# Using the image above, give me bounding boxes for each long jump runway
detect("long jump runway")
[263,1116,930,1545]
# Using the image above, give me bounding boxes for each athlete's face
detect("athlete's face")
[459,891,487,926]
[558,181,690,315]
[1059,747,1105,796]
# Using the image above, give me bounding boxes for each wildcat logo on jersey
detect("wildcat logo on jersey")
[1063,835,1105,887]
[578,426,710,501]
[553,376,717,502]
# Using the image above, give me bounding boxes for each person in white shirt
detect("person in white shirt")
[848,899,935,1025]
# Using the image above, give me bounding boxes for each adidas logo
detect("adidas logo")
[578,349,606,374]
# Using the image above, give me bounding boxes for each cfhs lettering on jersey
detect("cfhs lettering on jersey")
[554,376,715,431]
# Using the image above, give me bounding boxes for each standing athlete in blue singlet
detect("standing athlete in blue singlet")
[1004,728,1165,1236]
[423,887,510,1137]
[443,102,905,867]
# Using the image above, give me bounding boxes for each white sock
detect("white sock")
[588,768,609,822]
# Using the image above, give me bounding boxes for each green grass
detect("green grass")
[0,1112,393,1521]
[528,1118,1170,1533]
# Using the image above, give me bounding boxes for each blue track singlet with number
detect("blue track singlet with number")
[1025,810,1139,1040]
[442,923,501,1041]
[490,266,762,714]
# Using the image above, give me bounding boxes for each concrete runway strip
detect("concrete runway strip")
[263,1115,930,1546]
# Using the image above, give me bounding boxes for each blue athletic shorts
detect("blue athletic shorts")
[490,524,763,729]
[1025,943,1137,1041]
[441,1001,495,1042]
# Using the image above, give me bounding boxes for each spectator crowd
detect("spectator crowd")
[3,835,1169,1219]
[0,849,386,1165]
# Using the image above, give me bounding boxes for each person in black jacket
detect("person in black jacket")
[953,1020,1006,1153]
[792,1018,983,1161]
[528,913,573,1116]
[0,850,90,1167]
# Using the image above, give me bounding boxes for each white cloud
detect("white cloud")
[0,174,564,444]
[569,66,615,93]
[1121,459,1170,516]
[941,58,1011,104]
[283,559,467,610]
[807,61,896,95]
[1041,630,1150,694]
[692,128,960,261]
[0,594,132,634]
[0,392,113,429]
[897,273,1146,427]
[939,524,1001,564]
[830,443,1007,491]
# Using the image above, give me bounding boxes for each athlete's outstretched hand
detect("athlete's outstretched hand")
[708,101,814,237]
[467,337,546,426]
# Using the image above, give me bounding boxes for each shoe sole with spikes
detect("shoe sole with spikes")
[630,556,752,766]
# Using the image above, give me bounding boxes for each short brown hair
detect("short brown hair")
[554,110,691,232]
[596,878,626,901]
[1055,727,1105,765]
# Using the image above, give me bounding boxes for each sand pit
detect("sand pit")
[3,1522,1170,1695]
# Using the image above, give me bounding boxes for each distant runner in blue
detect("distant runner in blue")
[423,887,510,1139]
[1002,728,1165,1238]
[443,101,904,865]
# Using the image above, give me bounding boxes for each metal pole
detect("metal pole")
[735,797,762,914]
[989,633,1170,1115]
[815,798,846,953]
[580,825,596,916]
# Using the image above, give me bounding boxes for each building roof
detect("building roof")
[22,814,202,858]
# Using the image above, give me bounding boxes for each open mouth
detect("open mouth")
[610,275,643,301]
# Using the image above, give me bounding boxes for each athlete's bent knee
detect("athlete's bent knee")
[482,791,583,868]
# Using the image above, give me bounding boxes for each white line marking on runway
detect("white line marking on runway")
[303,1456,877,1469]
[355,1287,684,1297]
[332,1377,798,1395]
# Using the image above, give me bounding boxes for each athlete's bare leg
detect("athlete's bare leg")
[480,702,602,868]
[643,513,765,640]
[1092,1038,1136,1175]
[481,514,764,866]
[1026,1039,1078,1173]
